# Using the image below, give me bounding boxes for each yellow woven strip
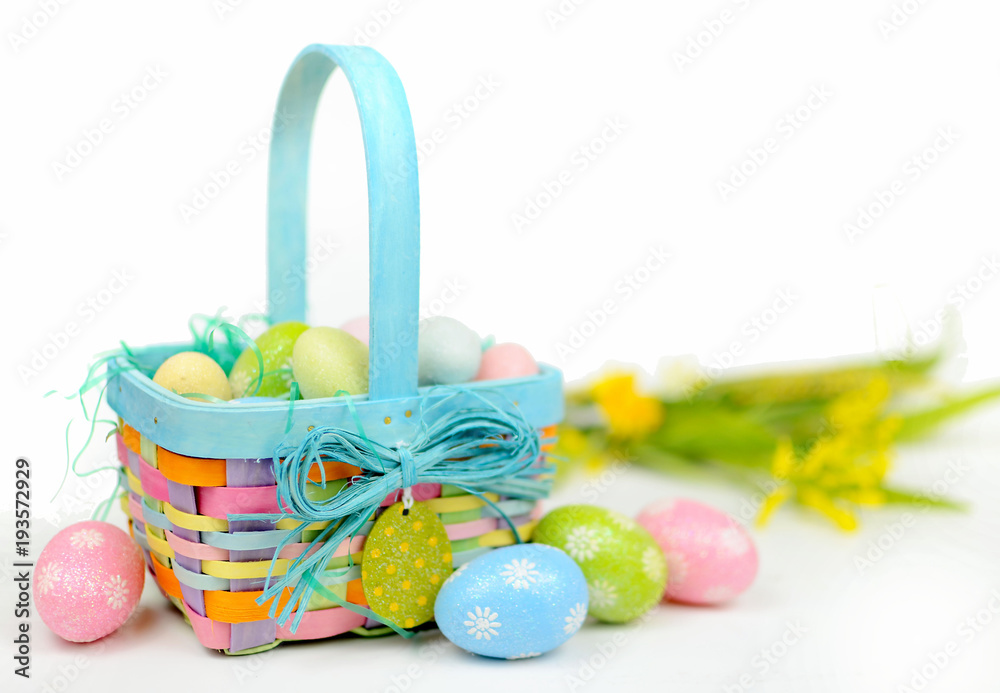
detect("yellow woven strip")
[125,467,142,495]
[163,501,229,532]
[478,521,537,547]
[145,528,175,559]
[202,551,364,579]
[423,492,500,514]
[275,518,331,531]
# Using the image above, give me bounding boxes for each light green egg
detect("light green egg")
[228,321,309,398]
[291,326,369,399]
[533,504,667,623]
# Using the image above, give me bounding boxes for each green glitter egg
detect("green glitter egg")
[361,502,454,629]
[533,504,667,623]
[228,321,309,398]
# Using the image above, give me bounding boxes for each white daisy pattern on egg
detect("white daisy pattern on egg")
[564,603,587,634]
[588,579,618,609]
[665,550,689,588]
[464,606,502,640]
[608,511,637,531]
[229,371,252,398]
[702,585,737,603]
[507,652,541,660]
[70,528,105,550]
[104,575,130,611]
[716,526,751,557]
[642,546,667,584]
[500,558,540,590]
[564,526,601,561]
[36,563,62,595]
[280,355,295,385]
[445,562,470,586]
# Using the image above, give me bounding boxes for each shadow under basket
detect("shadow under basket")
[105,43,563,655]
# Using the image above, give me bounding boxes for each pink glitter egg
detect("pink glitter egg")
[340,315,369,345]
[34,521,145,642]
[636,498,758,605]
[475,343,539,381]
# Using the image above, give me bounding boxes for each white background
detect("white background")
[2,1,1000,691]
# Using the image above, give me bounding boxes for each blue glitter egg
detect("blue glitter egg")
[434,544,589,659]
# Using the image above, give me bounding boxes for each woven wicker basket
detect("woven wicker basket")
[106,44,563,654]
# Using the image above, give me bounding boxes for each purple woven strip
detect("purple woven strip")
[228,458,278,650]
[166,480,200,543]
[231,620,277,653]
[227,458,276,486]
[126,449,141,478]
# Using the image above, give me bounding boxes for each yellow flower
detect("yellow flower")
[757,379,899,530]
[590,373,664,440]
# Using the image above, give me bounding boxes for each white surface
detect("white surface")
[3,0,1000,690]
[3,413,1000,692]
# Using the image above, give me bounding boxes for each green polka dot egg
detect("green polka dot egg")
[533,504,667,623]
[361,502,453,629]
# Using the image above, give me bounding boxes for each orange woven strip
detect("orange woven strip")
[157,447,228,487]
[204,587,298,624]
[151,555,182,600]
[307,460,362,483]
[122,425,141,455]
[345,579,367,606]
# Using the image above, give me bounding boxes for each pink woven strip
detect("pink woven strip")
[444,517,497,541]
[183,601,231,649]
[166,530,229,561]
[196,485,281,519]
[275,606,366,641]
[128,494,145,524]
[138,455,170,504]
[381,483,441,507]
[115,433,128,466]
[276,533,367,560]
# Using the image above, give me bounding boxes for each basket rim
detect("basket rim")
[107,341,564,459]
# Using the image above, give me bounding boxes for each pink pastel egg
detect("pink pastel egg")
[475,343,539,381]
[34,521,145,642]
[339,315,369,345]
[637,498,758,605]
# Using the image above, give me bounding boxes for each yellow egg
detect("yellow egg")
[152,351,231,402]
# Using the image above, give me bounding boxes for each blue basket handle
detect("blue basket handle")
[266,44,420,401]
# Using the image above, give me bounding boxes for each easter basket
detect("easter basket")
[105,44,562,654]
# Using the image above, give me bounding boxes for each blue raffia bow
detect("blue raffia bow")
[228,388,553,633]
